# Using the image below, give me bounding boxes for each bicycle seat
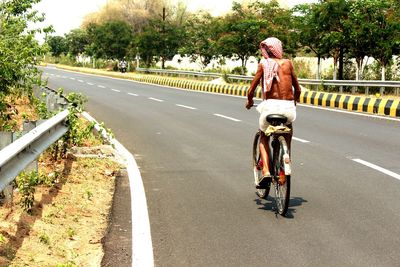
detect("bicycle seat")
[266,114,288,126]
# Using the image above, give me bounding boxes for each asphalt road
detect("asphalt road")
[42,66,400,267]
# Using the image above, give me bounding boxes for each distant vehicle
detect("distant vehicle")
[119,60,127,73]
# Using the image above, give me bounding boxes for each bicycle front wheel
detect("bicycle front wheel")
[272,136,291,216]
[253,131,270,199]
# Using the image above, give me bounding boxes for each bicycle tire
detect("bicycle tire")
[253,131,270,199]
[272,136,291,216]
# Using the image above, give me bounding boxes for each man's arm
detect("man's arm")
[246,63,263,109]
[290,60,301,103]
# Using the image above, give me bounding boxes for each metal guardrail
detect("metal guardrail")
[0,109,69,191]
[136,68,400,95]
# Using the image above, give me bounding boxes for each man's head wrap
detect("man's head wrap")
[259,37,283,92]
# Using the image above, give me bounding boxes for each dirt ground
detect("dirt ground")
[0,94,122,266]
[0,148,122,267]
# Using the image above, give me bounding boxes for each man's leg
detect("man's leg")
[259,131,270,176]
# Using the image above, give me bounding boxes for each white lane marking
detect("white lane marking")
[293,137,310,143]
[70,77,76,80]
[128,93,138,96]
[112,89,121,92]
[176,104,197,110]
[353,158,400,180]
[82,112,154,267]
[148,97,164,102]
[87,82,94,86]
[78,80,84,83]
[43,67,399,123]
[98,85,106,88]
[214,113,241,122]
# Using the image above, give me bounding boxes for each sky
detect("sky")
[33,0,317,38]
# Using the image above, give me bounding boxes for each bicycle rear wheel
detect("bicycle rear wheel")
[272,136,291,216]
[253,131,270,199]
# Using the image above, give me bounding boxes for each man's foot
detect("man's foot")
[256,175,272,189]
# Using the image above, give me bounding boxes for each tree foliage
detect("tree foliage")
[47,35,68,57]
[86,20,133,60]
[0,0,50,130]
[41,0,400,80]
[0,0,49,95]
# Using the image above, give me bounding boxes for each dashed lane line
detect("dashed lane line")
[176,104,197,110]
[293,137,310,143]
[214,113,241,122]
[87,82,94,86]
[148,97,164,102]
[98,85,106,88]
[112,89,121,92]
[352,158,400,180]
[128,93,138,96]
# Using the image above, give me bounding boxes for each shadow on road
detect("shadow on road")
[254,196,307,219]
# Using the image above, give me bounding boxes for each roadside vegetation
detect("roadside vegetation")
[43,0,400,81]
[0,1,121,265]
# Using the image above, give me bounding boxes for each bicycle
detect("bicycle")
[252,113,292,216]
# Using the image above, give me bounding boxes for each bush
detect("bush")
[293,59,313,79]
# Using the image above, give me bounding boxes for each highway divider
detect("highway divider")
[54,65,400,118]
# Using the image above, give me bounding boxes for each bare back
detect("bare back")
[265,59,300,101]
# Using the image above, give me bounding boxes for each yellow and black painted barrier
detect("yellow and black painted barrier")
[54,65,400,118]
[300,90,400,118]
[133,74,399,118]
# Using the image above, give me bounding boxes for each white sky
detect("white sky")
[34,0,317,37]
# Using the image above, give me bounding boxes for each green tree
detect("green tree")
[0,0,49,95]
[47,35,68,57]
[136,17,184,69]
[179,12,219,69]
[318,0,350,80]
[367,0,400,81]
[216,2,264,74]
[254,0,298,57]
[0,0,50,130]
[135,24,159,67]
[293,3,328,79]
[86,20,133,60]
[65,28,89,57]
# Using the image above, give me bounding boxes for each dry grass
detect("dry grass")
[0,152,121,267]
[0,94,121,266]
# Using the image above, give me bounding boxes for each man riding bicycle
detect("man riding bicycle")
[245,37,301,189]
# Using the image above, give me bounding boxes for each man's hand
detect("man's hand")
[245,99,254,110]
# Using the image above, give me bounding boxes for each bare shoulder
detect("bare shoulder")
[276,59,293,74]
[276,58,293,66]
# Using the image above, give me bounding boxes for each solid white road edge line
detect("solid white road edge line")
[352,158,400,180]
[82,112,154,267]
[214,113,241,122]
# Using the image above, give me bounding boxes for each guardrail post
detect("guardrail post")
[365,87,369,96]
[0,132,14,205]
[339,86,343,93]
[22,121,39,173]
